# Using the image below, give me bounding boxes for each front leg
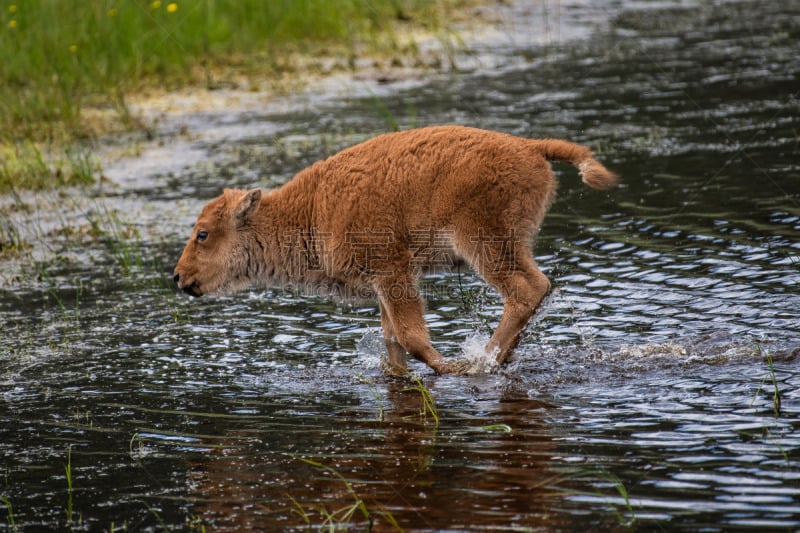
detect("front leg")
[378,299,408,375]
[378,296,472,375]
[375,280,447,374]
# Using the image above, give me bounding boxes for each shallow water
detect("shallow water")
[2,0,799,531]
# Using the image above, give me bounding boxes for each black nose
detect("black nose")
[183,284,200,297]
[173,273,180,284]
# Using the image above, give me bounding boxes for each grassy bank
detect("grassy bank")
[0,0,464,192]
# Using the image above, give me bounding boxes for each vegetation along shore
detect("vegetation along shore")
[0,0,475,192]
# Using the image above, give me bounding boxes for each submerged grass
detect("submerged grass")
[600,472,636,528]
[1,192,190,334]
[1,495,17,533]
[559,469,637,530]
[404,372,439,428]
[354,373,386,423]
[291,457,402,532]
[752,342,782,417]
[64,445,75,526]
[77,201,190,322]
[142,501,169,532]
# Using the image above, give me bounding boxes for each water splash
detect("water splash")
[459,333,500,375]
[355,328,386,370]
[355,329,502,375]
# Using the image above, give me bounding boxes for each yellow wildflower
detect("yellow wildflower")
[69,44,78,54]
[9,5,17,14]
[8,19,16,28]
[167,3,178,13]
[151,1,161,9]
[108,7,118,17]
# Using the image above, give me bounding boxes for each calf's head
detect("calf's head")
[173,188,262,297]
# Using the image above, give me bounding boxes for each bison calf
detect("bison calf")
[174,125,617,374]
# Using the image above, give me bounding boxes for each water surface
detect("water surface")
[1,0,799,530]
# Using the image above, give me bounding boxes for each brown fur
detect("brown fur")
[174,125,618,374]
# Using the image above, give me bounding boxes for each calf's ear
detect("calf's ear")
[234,189,262,223]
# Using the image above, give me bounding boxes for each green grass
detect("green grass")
[0,212,29,259]
[84,204,192,322]
[1,495,17,533]
[0,142,96,192]
[142,501,169,531]
[64,445,74,525]
[404,372,439,427]
[752,342,782,417]
[0,0,465,193]
[1,0,460,146]
[1,191,190,324]
[559,469,637,529]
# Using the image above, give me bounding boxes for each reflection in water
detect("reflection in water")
[1,0,799,530]
[186,383,566,531]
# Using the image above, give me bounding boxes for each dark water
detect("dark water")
[2,0,799,531]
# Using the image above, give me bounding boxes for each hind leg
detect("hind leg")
[483,259,550,363]
[459,231,550,364]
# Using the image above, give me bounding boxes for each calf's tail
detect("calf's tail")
[528,139,619,190]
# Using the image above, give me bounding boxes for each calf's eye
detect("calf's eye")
[196,230,209,242]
